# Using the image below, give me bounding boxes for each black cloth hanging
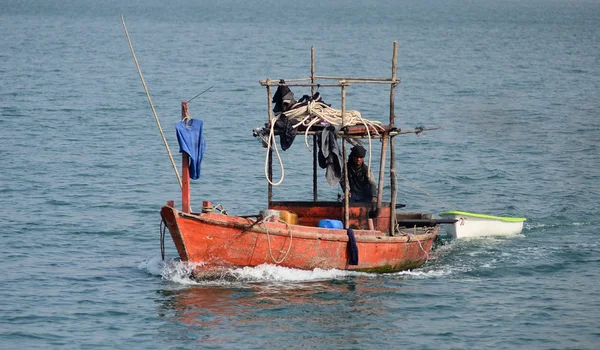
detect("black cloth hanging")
[274,114,297,151]
[317,125,343,187]
[346,228,359,265]
[272,80,296,115]
[272,81,298,150]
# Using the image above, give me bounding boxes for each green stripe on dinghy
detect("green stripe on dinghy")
[439,211,526,222]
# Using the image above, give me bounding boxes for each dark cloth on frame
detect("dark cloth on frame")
[317,125,343,187]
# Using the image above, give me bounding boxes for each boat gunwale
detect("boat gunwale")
[170,207,439,243]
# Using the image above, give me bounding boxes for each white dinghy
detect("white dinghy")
[439,211,526,239]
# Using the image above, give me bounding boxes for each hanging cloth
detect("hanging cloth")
[317,125,343,187]
[175,119,206,180]
[274,114,297,151]
[272,81,298,150]
[346,228,359,265]
[272,80,296,115]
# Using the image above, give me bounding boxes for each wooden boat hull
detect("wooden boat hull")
[439,211,526,238]
[160,205,439,277]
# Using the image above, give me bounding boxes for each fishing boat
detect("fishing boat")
[439,211,526,239]
[158,42,448,277]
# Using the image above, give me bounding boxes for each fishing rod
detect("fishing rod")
[120,13,182,189]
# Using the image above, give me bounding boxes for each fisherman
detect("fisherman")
[342,145,377,203]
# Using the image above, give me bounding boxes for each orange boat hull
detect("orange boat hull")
[160,205,439,276]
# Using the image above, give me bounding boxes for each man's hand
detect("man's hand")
[368,200,380,218]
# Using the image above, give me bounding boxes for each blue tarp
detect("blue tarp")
[175,119,206,180]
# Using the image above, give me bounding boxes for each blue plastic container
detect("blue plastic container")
[317,219,343,229]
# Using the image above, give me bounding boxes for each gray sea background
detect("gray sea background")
[1,0,599,348]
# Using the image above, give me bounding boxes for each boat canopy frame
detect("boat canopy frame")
[177,42,439,236]
[259,42,409,234]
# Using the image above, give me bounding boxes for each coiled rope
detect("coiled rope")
[265,100,383,186]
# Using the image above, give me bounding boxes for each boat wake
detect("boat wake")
[524,221,592,230]
[138,256,449,285]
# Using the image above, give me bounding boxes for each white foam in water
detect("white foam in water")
[227,264,364,282]
[392,268,453,279]
[140,256,459,284]
[138,256,202,284]
[525,221,591,230]
[140,257,384,284]
[138,256,165,276]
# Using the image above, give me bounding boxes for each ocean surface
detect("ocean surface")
[1,0,599,348]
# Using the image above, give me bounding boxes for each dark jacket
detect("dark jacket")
[342,162,377,202]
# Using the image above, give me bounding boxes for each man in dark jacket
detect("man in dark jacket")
[342,145,377,203]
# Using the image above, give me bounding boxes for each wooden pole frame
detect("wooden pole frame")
[341,83,350,228]
[260,42,410,234]
[311,46,318,202]
[266,80,274,206]
[376,134,388,219]
[389,41,399,235]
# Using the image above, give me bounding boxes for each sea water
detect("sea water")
[1,0,599,348]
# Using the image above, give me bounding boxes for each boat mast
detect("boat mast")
[181,101,191,213]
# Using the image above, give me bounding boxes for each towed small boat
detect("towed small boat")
[157,42,444,278]
[439,210,526,239]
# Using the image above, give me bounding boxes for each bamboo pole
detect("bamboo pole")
[259,76,399,83]
[259,82,350,88]
[332,80,399,85]
[389,41,399,235]
[266,80,274,205]
[376,134,388,219]
[261,126,437,139]
[267,77,313,82]
[394,126,440,135]
[390,42,398,128]
[315,75,397,82]
[120,14,182,189]
[341,83,349,228]
[311,46,318,202]
[259,81,397,87]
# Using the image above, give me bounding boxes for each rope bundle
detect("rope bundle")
[265,99,383,186]
[284,100,383,151]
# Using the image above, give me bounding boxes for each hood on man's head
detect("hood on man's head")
[350,145,366,158]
